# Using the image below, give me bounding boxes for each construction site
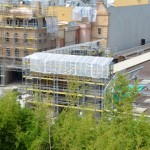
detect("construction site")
[0,0,149,116]
[0,0,115,115]
[0,0,58,86]
[22,40,148,115]
[22,41,115,114]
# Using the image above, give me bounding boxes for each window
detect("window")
[15,19,19,26]
[5,32,9,42]
[29,19,38,27]
[5,48,10,57]
[39,33,42,38]
[24,34,28,43]
[5,32,9,37]
[6,19,9,25]
[14,33,18,43]
[15,48,19,57]
[6,19,13,26]
[24,49,28,56]
[5,37,9,42]
[10,20,13,26]
[98,28,101,35]
[24,20,28,26]
[43,18,46,27]
[19,19,23,27]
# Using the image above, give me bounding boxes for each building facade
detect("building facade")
[58,21,80,47]
[0,1,58,85]
[114,0,149,7]
[107,4,150,51]
[0,4,57,58]
[91,1,109,48]
[48,6,73,21]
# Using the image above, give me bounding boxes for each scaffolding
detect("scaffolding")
[45,40,113,57]
[23,52,113,114]
[22,45,142,114]
[0,0,58,86]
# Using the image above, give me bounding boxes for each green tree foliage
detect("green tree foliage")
[0,73,150,150]
[105,73,138,112]
[0,91,50,150]
[51,109,98,150]
[66,76,84,105]
[51,109,150,150]
[51,73,150,150]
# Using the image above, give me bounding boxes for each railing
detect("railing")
[115,43,150,57]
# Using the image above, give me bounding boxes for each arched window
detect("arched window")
[15,48,19,57]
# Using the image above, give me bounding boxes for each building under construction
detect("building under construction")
[22,41,114,114]
[0,0,58,85]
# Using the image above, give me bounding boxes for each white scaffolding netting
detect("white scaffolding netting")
[23,53,113,79]
[46,16,58,33]
[72,7,97,22]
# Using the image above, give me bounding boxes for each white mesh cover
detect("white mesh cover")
[72,7,96,22]
[23,52,113,79]
[45,16,58,33]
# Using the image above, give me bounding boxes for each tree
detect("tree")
[51,73,150,150]
[0,73,150,150]
[0,91,50,150]
[51,109,98,150]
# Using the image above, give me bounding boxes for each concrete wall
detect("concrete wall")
[114,0,149,7]
[108,4,150,52]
